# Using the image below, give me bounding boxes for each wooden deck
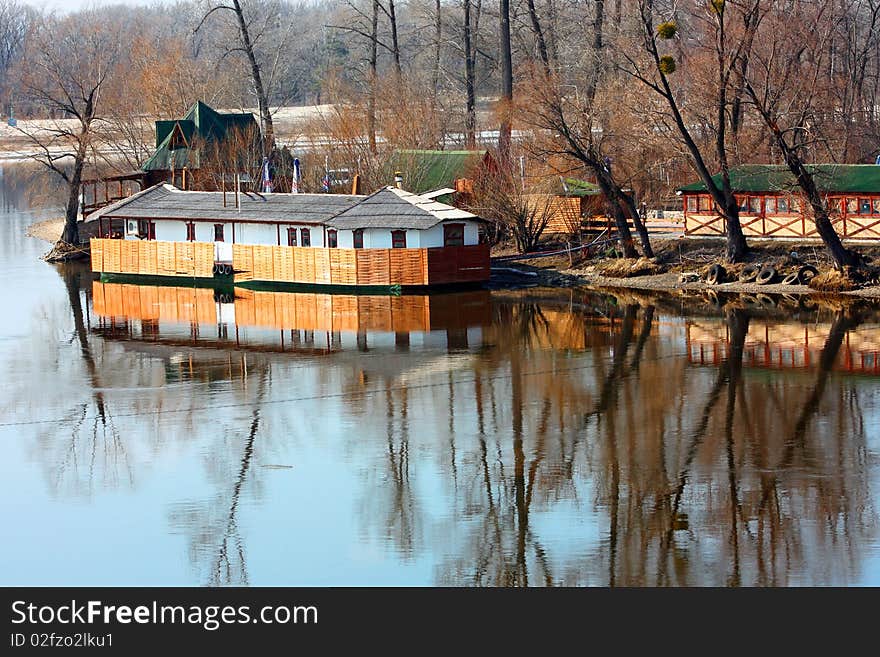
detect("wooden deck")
[90,238,490,287]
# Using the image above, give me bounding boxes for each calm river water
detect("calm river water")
[2,165,880,586]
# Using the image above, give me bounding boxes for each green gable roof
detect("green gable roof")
[390,149,488,194]
[678,164,880,194]
[143,101,259,172]
[560,177,601,196]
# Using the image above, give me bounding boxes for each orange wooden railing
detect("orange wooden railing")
[92,238,490,286]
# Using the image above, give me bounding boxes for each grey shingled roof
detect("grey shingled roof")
[86,184,363,224]
[327,186,481,230]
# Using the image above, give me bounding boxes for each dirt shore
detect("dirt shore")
[26,218,64,243]
[500,236,880,299]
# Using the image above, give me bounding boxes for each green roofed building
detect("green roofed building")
[142,101,260,190]
[389,149,496,197]
[678,164,880,240]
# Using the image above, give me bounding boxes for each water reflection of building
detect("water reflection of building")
[686,319,880,374]
[90,282,492,357]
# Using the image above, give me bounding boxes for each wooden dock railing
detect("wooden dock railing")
[91,238,490,286]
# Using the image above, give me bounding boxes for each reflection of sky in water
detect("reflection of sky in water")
[2,164,880,586]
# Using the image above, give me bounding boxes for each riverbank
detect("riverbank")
[501,236,880,299]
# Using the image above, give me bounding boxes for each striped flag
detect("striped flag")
[261,157,273,193]
[292,158,301,194]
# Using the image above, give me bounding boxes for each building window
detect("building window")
[186,222,196,241]
[287,227,297,247]
[873,199,880,215]
[214,224,224,242]
[327,229,338,248]
[138,219,156,240]
[443,223,465,246]
[777,197,789,213]
[686,196,698,213]
[698,195,713,212]
[737,196,748,212]
[860,198,873,214]
[391,230,407,248]
[748,196,762,214]
[353,228,364,249]
[300,228,311,247]
[765,197,777,214]
[846,198,858,214]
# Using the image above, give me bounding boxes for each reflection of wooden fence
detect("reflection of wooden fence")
[93,282,217,324]
[92,282,492,333]
[93,238,490,286]
[91,238,214,278]
[686,321,880,373]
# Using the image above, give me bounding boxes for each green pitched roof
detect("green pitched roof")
[390,149,488,194]
[678,164,880,194]
[143,101,259,172]
[559,177,601,196]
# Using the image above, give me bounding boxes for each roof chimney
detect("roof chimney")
[394,171,403,189]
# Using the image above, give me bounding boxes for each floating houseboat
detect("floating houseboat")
[86,183,491,290]
[679,164,880,239]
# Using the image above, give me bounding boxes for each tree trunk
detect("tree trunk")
[618,191,654,258]
[368,0,379,153]
[784,151,860,269]
[592,165,637,258]
[498,0,513,162]
[432,0,441,104]
[585,0,605,101]
[525,0,550,75]
[464,0,476,147]
[60,136,88,245]
[388,0,401,75]
[231,0,274,154]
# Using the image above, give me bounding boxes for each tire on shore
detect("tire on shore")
[756,266,777,285]
[798,264,819,284]
[739,264,760,283]
[706,263,726,285]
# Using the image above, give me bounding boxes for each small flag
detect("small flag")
[322,172,330,193]
[261,157,273,193]
[292,158,301,194]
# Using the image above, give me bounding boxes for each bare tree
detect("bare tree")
[195,0,275,153]
[742,0,862,270]
[473,162,556,252]
[15,11,123,255]
[623,0,759,262]
[0,0,31,110]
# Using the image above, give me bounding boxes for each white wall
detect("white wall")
[336,229,354,248]
[236,222,277,246]
[121,219,482,249]
[363,228,393,249]
[155,220,187,242]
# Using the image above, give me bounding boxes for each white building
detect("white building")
[86,183,485,265]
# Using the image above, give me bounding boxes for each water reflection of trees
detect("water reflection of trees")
[13,267,879,585]
[428,295,876,586]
